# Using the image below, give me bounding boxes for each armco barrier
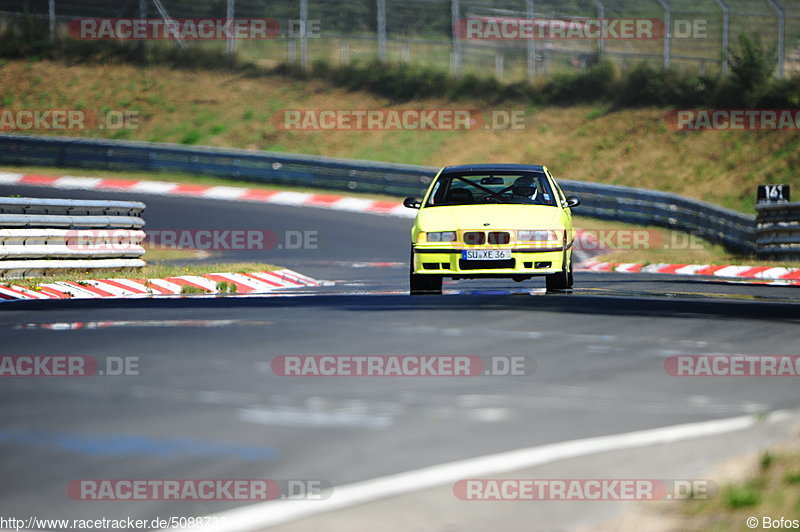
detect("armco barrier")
[0,134,755,254]
[0,195,146,278]
[756,202,800,260]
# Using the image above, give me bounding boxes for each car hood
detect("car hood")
[415,204,562,231]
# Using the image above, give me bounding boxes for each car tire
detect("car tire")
[546,251,573,291]
[410,248,443,295]
[410,273,443,295]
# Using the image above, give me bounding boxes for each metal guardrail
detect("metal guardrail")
[0,214,144,228]
[0,193,146,278]
[558,180,756,255]
[0,134,756,254]
[0,197,145,216]
[756,202,800,260]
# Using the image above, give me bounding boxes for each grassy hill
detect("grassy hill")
[1,58,799,214]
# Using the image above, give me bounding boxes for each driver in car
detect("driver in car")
[512,176,538,202]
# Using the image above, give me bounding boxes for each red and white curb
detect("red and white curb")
[0,268,322,301]
[577,260,800,286]
[0,172,415,217]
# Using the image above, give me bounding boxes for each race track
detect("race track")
[1,184,799,531]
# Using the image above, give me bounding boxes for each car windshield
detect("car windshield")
[425,172,557,207]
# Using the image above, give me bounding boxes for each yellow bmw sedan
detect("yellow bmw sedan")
[405,164,580,295]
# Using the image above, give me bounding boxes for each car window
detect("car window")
[425,172,557,207]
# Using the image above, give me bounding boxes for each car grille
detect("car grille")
[463,231,485,245]
[488,231,510,244]
[462,231,510,245]
[459,259,516,270]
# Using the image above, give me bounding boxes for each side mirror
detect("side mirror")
[403,197,421,209]
[565,196,580,208]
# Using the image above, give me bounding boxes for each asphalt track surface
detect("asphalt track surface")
[1,184,799,530]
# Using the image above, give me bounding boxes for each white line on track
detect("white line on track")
[161,410,790,532]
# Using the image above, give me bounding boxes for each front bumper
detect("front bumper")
[412,245,567,277]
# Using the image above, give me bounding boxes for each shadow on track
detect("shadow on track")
[2,292,799,324]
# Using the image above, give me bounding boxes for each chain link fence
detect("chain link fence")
[1,0,798,80]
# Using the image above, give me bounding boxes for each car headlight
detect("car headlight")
[426,231,457,242]
[517,230,561,242]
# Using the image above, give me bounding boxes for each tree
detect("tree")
[728,33,773,93]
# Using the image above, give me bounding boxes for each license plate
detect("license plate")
[462,249,511,260]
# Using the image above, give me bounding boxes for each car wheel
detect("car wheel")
[546,251,573,291]
[410,248,442,295]
[410,273,442,295]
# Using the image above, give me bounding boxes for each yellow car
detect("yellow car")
[405,164,580,295]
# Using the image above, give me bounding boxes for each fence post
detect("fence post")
[655,0,671,69]
[712,0,729,75]
[300,0,309,70]
[525,0,536,80]
[451,0,462,76]
[48,0,55,42]
[226,0,235,55]
[591,0,604,58]
[377,0,387,63]
[151,0,186,48]
[495,52,504,80]
[766,0,785,78]
[138,0,147,54]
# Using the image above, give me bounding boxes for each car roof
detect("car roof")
[441,164,546,173]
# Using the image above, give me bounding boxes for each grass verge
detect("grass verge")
[679,450,800,532]
[1,59,798,214]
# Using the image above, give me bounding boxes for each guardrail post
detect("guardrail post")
[766,0,785,78]
[712,0,730,75]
